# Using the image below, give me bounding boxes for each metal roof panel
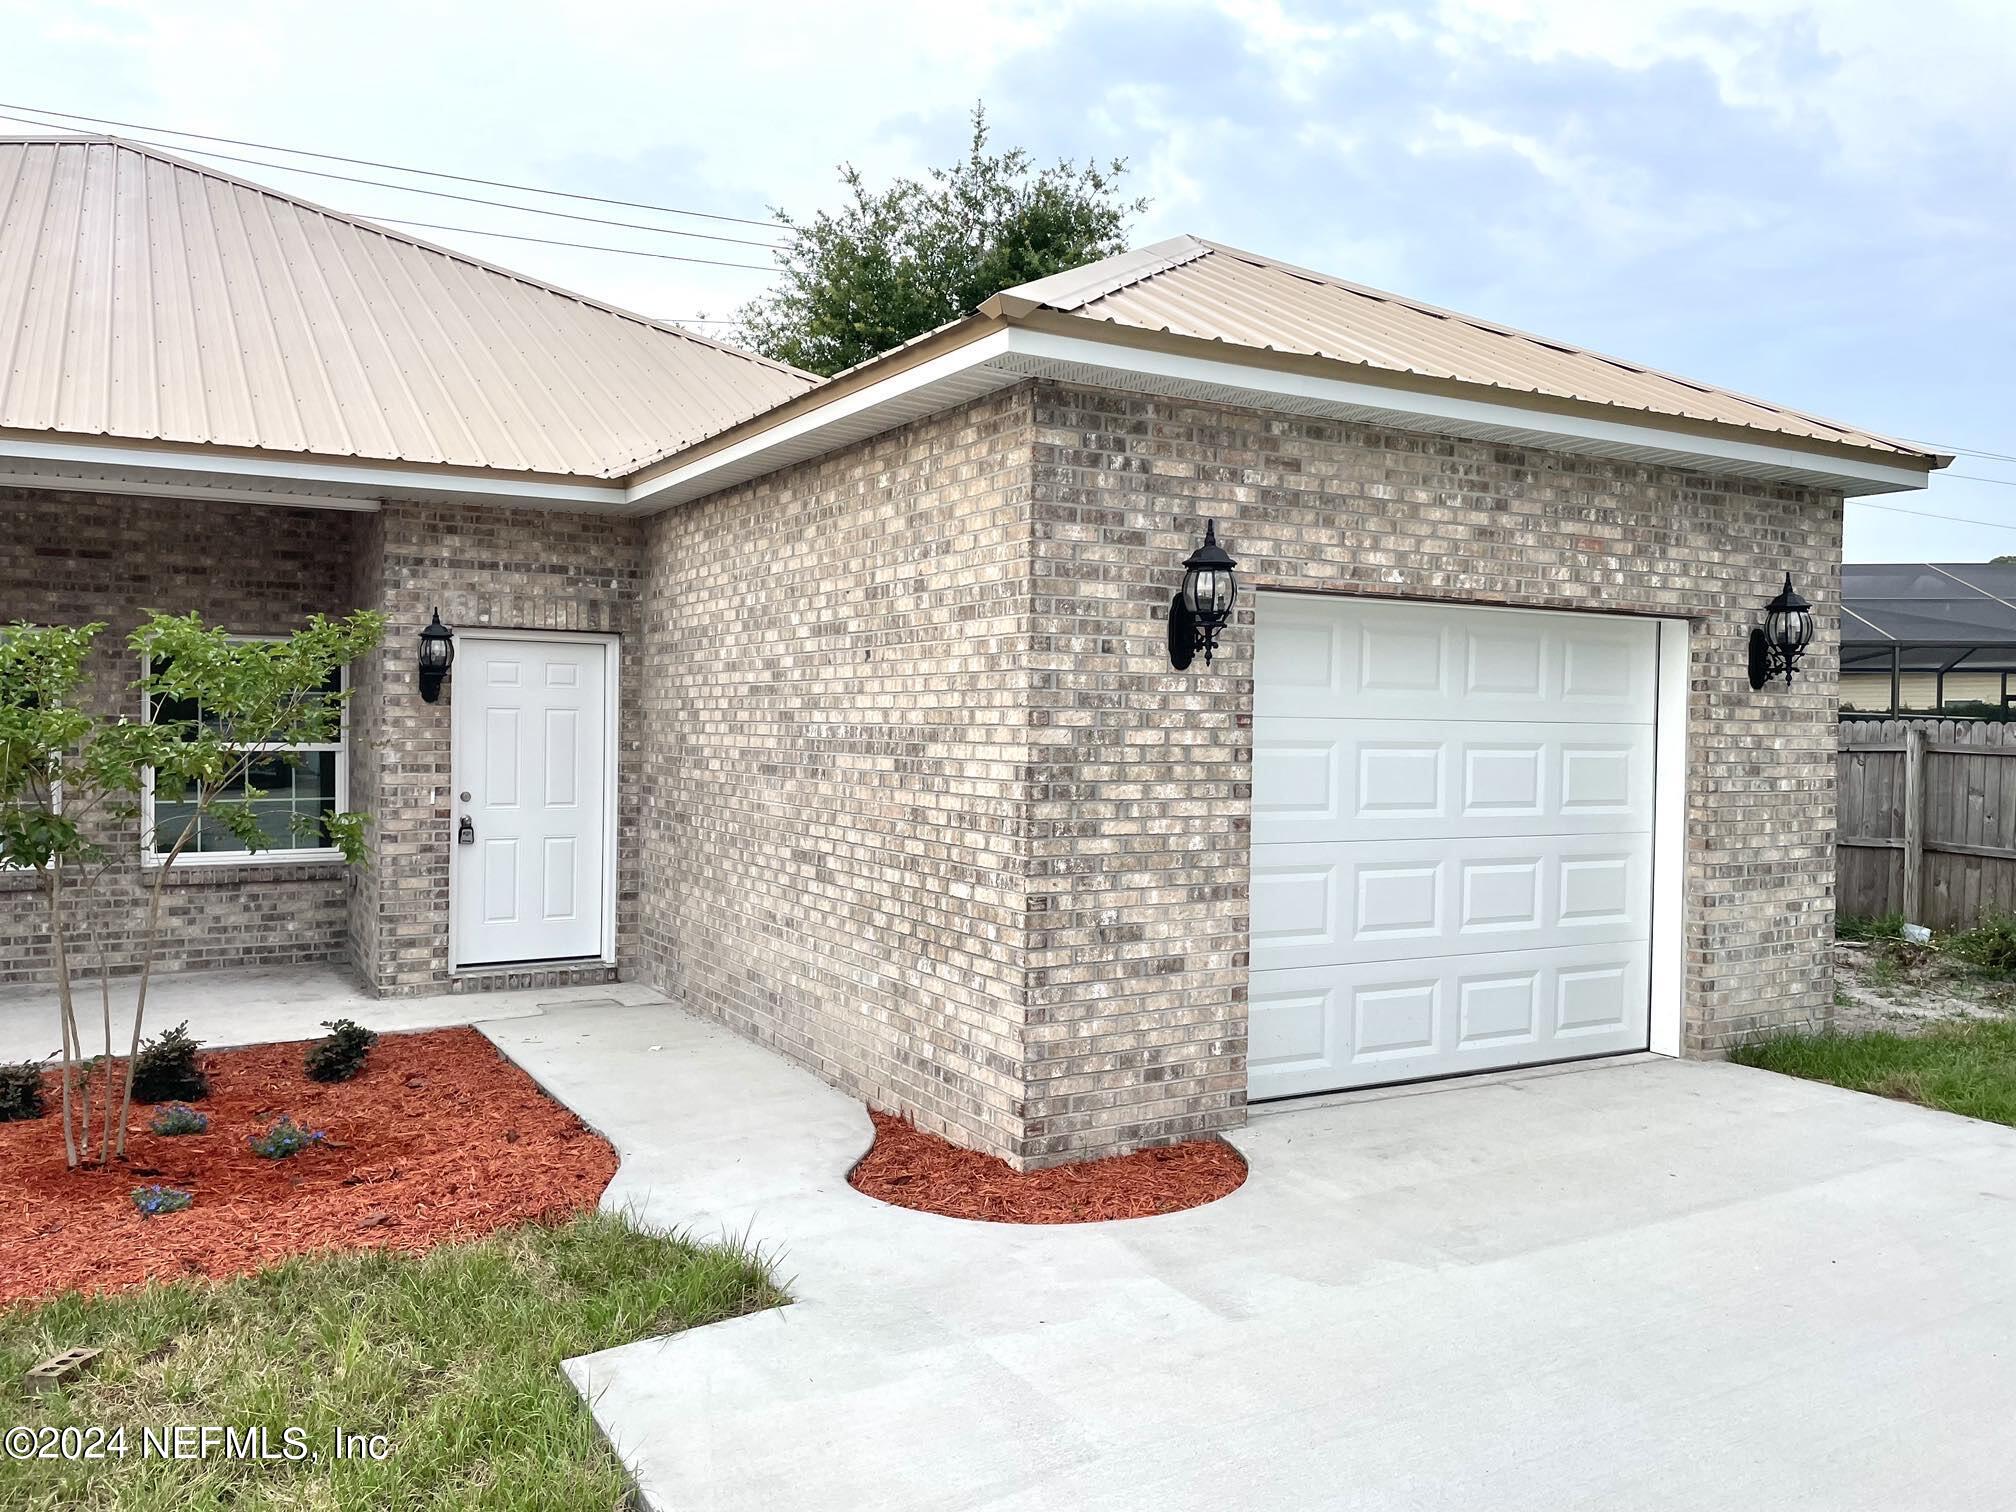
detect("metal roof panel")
[0,136,817,476]
[1002,237,1939,462]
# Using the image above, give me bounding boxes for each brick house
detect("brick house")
[0,137,1949,1166]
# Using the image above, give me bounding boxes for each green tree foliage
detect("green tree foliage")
[0,611,384,1166]
[736,105,1146,377]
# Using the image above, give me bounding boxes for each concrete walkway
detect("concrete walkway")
[0,962,663,1063]
[478,1003,2016,1512]
[11,967,2010,1508]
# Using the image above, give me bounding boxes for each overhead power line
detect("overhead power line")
[1910,440,2016,466]
[0,100,787,230]
[1851,499,2016,535]
[358,215,776,270]
[0,109,786,250]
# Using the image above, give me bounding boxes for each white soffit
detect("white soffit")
[635,326,1935,507]
[0,436,626,514]
[1,325,1935,512]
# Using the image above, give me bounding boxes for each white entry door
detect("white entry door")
[451,634,613,968]
[1248,594,1659,1100]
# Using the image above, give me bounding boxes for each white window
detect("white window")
[141,650,347,866]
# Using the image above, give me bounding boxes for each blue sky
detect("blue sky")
[5,0,2011,558]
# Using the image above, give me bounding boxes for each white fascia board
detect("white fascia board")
[624,330,1020,508]
[998,329,1936,497]
[0,436,628,510]
[623,324,1932,508]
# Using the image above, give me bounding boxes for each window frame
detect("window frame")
[138,639,349,869]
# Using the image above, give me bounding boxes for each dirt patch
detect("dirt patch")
[1833,939,2016,1036]
[849,1110,1245,1224]
[0,1028,616,1304]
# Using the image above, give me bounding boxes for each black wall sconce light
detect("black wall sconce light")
[1168,520,1239,670]
[1747,573,1814,689]
[418,609,456,703]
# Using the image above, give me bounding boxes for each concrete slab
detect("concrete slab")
[0,962,667,1063]
[477,1005,2016,1512]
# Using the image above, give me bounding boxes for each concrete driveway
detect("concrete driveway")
[482,1002,2016,1512]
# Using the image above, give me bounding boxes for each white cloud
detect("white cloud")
[1428,0,2016,175]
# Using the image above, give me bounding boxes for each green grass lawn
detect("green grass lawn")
[1731,1018,2016,1128]
[0,1213,782,1510]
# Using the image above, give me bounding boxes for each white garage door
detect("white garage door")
[1248,594,1658,1100]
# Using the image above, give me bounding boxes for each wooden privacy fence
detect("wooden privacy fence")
[1839,718,2016,927]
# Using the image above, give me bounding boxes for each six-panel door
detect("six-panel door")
[1249,594,1658,1099]
[451,636,610,968]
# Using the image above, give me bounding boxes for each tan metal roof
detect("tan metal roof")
[994,235,1940,461]
[0,136,816,478]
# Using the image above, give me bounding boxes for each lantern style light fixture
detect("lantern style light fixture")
[1168,520,1239,670]
[418,609,456,703]
[1747,573,1814,689]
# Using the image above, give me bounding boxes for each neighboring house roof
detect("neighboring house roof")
[0,136,816,478]
[988,235,1936,461]
[1843,563,2016,645]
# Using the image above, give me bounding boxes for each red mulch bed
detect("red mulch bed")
[849,1110,1245,1223]
[0,1027,616,1304]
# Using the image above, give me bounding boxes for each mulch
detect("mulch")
[849,1109,1246,1224]
[0,1027,617,1305]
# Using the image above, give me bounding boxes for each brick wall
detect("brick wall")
[1023,380,1840,1159]
[647,380,1840,1167]
[3,381,1843,1167]
[344,501,643,995]
[638,388,1039,1157]
[0,489,362,985]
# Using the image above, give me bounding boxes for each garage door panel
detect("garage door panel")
[1250,592,1659,1102]
[1251,834,1652,970]
[1253,717,1654,845]
[1254,595,1656,724]
[1248,942,1653,1099]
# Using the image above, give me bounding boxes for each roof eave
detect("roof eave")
[621,309,1938,510]
[1006,308,1946,477]
[0,430,632,512]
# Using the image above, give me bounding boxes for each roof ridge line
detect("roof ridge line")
[1001,234,1210,312]
[7,132,818,386]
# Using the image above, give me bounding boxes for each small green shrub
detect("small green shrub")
[147,1102,209,1136]
[1836,912,1907,943]
[130,1021,209,1103]
[0,1059,47,1121]
[247,1115,326,1160]
[1945,913,2016,977]
[304,1018,378,1083]
[130,1184,194,1217]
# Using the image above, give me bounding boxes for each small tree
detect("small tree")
[736,104,1145,377]
[0,611,384,1166]
[0,622,122,1166]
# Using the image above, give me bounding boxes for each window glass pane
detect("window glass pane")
[245,755,293,795]
[144,644,344,860]
[246,799,305,848]
[1898,673,1941,713]
[1839,672,1895,714]
[295,751,338,800]
[1941,671,2003,712]
[152,802,201,854]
